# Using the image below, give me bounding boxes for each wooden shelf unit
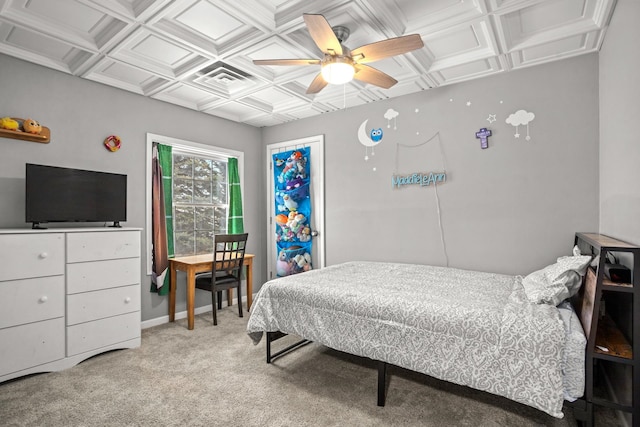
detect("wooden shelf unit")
[574,232,640,426]
[0,118,50,143]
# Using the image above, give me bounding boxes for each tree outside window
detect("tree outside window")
[172,153,227,255]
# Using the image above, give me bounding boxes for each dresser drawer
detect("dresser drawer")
[0,276,64,329]
[67,285,140,326]
[67,258,140,294]
[67,231,140,263]
[0,317,65,376]
[67,311,140,356]
[0,234,64,281]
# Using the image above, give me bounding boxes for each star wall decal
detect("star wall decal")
[487,114,496,124]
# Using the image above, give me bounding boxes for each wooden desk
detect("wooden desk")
[169,253,254,330]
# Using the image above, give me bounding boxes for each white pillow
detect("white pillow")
[523,254,592,306]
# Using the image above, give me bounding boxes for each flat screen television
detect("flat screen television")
[26,163,127,229]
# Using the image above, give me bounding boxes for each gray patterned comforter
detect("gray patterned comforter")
[247,261,582,418]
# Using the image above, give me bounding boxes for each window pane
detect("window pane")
[214,207,227,234]
[174,231,194,256]
[174,206,194,231]
[193,158,212,181]
[173,178,193,203]
[195,231,214,254]
[195,206,214,230]
[171,151,229,257]
[211,160,226,177]
[212,181,227,204]
[173,155,193,178]
[193,179,212,204]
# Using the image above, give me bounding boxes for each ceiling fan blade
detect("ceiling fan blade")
[353,64,397,89]
[306,73,328,94]
[303,13,343,56]
[351,34,424,64]
[253,59,321,66]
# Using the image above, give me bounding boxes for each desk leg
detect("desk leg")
[227,289,233,307]
[247,259,253,311]
[187,266,195,330]
[169,264,177,322]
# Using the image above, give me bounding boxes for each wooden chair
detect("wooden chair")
[195,233,248,325]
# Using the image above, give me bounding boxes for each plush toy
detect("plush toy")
[275,214,288,226]
[22,118,42,134]
[302,253,312,271]
[293,253,312,272]
[0,117,19,131]
[282,194,298,211]
[293,254,305,268]
[298,226,311,242]
[285,177,305,191]
[279,151,307,184]
[282,151,302,174]
[286,211,306,234]
[276,250,291,276]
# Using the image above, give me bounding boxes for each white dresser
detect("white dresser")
[0,228,141,383]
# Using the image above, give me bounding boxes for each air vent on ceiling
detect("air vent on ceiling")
[197,61,253,85]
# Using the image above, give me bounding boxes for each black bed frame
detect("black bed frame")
[266,331,397,407]
[266,331,593,420]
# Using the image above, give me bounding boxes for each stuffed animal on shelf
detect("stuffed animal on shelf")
[0,117,20,131]
[22,118,42,134]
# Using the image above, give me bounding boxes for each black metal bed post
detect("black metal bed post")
[377,361,387,406]
[266,332,273,363]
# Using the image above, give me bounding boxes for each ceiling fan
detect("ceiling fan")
[253,14,424,94]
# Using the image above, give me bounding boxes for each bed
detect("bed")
[247,260,590,419]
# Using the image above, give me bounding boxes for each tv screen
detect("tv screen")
[26,163,127,228]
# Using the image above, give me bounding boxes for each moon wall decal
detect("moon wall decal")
[358,119,380,147]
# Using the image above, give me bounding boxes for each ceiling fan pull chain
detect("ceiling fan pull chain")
[343,83,346,110]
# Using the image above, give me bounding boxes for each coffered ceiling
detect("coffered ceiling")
[0,0,617,127]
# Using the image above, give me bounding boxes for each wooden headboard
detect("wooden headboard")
[572,267,598,340]
[572,232,636,359]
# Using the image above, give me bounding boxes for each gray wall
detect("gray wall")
[263,54,600,276]
[600,0,640,245]
[0,54,263,322]
[0,49,604,322]
[598,0,640,423]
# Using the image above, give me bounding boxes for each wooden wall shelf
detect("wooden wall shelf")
[0,118,50,143]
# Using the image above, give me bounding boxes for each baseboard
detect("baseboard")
[141,294,249,330]
[601,366,631,427]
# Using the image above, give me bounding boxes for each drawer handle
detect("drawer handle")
[124,297,131,304]
[39,296,48,303]
[39,252,48,259]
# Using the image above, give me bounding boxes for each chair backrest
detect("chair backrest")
[213,233,248,275]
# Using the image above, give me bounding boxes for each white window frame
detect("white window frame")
[145,133,244,275]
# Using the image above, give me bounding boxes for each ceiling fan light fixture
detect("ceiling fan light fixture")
[321,56,355,85]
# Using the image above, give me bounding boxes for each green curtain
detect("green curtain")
[227,157,244,234]
[150,143,174,295]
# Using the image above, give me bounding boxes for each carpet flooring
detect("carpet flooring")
[0,307,623,426]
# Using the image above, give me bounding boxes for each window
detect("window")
[173,152,228,255]
[145,133,244,274]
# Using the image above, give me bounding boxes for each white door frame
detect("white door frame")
[266,135,325,281]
